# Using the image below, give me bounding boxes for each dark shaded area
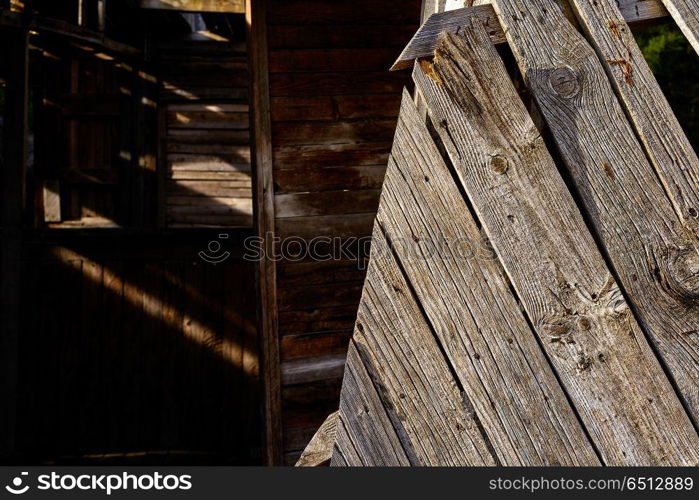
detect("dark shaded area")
[635,23,699,150]
[14,231,261,465]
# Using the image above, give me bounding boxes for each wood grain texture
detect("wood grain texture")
[330,343,412,466]
[296,410,338,466]
[349,227,497,466]
[247,0,282,466]
[139,0,245,13]
[374,90,599,465]
[392,0,669,70]
[492,0,699,427]
[415,28,698,465]
[568,1,699,249]
[659,0,699,55]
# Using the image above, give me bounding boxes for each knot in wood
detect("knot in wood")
[657,245,699,304]
[548,67,580,99]
[489,155,508,174]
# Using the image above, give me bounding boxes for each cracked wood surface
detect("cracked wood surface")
[490,0,699,426]
[295,410,338,466]
[340,226,497,466]
[567,0,699,232]
[391,0,668,70]
[332,91,601,465]
[330,343,411,466]
[374,91,599,465]
[659,0,699,55]
[413,26,698,465]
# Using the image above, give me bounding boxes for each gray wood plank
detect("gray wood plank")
[392,0,669,70]
[377,90,599,465]
[331,343,412,466]
[659,0,699,55]
[569,0,699,232]
[349,227,497,466]
[491,0,699,429]
[414,25,699,465]
[296,410,338,466]
[332,417,364,466]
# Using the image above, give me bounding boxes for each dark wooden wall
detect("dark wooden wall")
[264,0,421,464]
[16,232,260,463]
[2,3,262,464]
[158,38,254,228]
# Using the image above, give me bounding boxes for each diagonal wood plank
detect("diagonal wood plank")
[491,0,699,430]
[330,343,412,466]
[568,0,699,233]
[376,91,599,465]
[659,0,699,55]
[414,26,699,464]
[346,226,497,466]
[391,0,669,70]
[296,410,338,466]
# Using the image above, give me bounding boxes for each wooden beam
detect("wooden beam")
[492,0,699,424]
[0,26,29,458]
[140,0,245,13]
[331,343,412,466]
[247,0,282,466]
[34,15,142,57]
[415,26,698,464]
[658,0,699,55]
[0,6,22,27]
[295,410,338,466]
[392,0,669,70]
[567,2,699,259]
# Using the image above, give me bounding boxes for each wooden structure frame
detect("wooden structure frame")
[327,0,699,466]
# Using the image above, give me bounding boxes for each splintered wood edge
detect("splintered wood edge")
[391,1,669,71]
[295,410,339,467]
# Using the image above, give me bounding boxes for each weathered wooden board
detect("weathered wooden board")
[278,306,361,335]
[281,331,354,361]
[275,213,375,240]
[296,410,338,466]
[272,119,397,146]
[568,1,699,230]
[266,0,421,25]
[140,0,245,13]
[274,190,381,218]
[415,27,698,465]
[392,0,669,70]
[273,166,386,193]
[271,95,401,121]
[273,143,391,170]
[269,49,399,73]
[374,90,598,465]
[492,0,699,425]
[659,0,699,55]
[330,344,412,466]
[278,283,364,312]
[349,227,497,466]
[267,25,417,50]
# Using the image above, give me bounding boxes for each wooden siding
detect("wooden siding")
[331,10,699,466]
[265,0,421,460]
[158,40,253,228]
[16,232,260,463]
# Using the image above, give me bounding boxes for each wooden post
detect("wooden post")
[98,0,106,33]
[0,26,29,458]
[246,0,282,465]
